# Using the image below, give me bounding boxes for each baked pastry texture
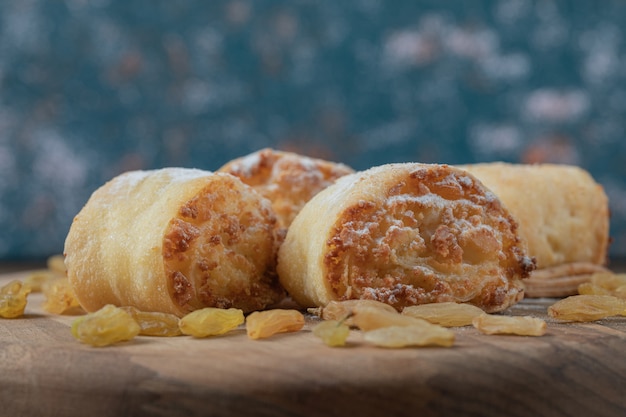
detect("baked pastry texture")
[218,148,354,235]
[64,168,285,316]
[459,163,610,297]
[277,163,535,313]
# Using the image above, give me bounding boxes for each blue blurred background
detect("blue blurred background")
[1,0,625,260]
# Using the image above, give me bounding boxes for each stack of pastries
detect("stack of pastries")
[65,149,354,316]
[64,148,610,316]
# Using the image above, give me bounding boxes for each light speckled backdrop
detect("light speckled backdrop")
[1,0,625,260]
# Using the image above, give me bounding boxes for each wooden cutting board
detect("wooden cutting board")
[1,271,625,417]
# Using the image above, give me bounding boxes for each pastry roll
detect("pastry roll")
[277,163,535,313]
[459,163,610,297]
[218,148,354,235]
[64,168,285,316]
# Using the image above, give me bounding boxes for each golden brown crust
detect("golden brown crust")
[277,163,535,313]
[459,163,610,297]
[459,163,609,268]
[218,148,354,233]
[64,168,284,316]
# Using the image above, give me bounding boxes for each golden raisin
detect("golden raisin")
[121,306,182,337]
[24,270,57,293]
[71,304,140,347]
[312,320,350,347]
[23,255,66,293]
[580,272,626,300]
[472,314,546,336]
[402,302,485,327]
[46,254,67,275]
[179,307,244,337]
[0,280,32,318]
[548,295,626,322]
[246,309,304,339]
[577,282,612,296]
[590,272,626,292]
[614,285,626,300]
[315,299,397,322]
[363,324,455,348]
[351,305,431,331]
[42,278,83,315]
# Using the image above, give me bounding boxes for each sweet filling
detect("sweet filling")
[163,176,284,313]
[324,168,534,312]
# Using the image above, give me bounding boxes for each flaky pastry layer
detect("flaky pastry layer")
[277,163,535,313]
[64,168,284,316]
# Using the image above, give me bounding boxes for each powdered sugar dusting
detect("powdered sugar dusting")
[230,152,262,177]
[161,167,213,183]
[105,170,152,196]
[105,168,213,196]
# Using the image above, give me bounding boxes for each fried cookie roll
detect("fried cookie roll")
[277,163,535,313]
[459,163,610,297]
[64,168,284,317]
[218,148,354,235]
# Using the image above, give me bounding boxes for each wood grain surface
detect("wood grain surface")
[1,271,625,417]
